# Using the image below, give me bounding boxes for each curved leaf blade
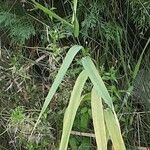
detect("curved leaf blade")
[29,45,83,137]
[31,0,72,27]
[91,88,107,150]
[104,109,126,150]
[82,56,113,109]
[59,70,88,150]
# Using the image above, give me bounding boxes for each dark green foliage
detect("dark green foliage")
[134,69,150,112]
[0,0,150,149]
[0,11,35,44]
[128,0,150,29]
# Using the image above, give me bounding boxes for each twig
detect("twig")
[71,131,95,138]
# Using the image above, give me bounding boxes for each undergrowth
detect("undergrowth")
[0,0,150,149]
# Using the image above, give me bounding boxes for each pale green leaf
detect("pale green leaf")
[59,70,88,150]
[82,56,113,109]
[73,0,78,14]
[104,109,126,150]
[73,16,79,37]
[72,0,78,23]
[31,0,72,27]
[29,45,83,138]
[71,0,79,37]
[91,88,107,150]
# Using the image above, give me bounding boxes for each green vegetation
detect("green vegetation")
[0,0,150,149]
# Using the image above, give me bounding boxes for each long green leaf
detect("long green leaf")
[91,88,107,150]
[31,0,73,27]
[104,109,126,150]
[73,16,79,37]
[116,31,130,87]
[82,56,113,109]
[133,37,150,80]
[59,70,88,150]
[73,0,78,15]
[72,0,79,37]
[72,0,78,23]
[29,45,83,138]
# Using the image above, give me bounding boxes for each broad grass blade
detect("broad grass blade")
[104,109,126,150]
[59,70,88,150]
[82,56,113,109]
[31,0,72,27]
[91,88,107,150]
[29,45,83,137]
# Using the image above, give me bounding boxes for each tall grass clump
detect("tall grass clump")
[0,0,149,149]
[28,44,126,149]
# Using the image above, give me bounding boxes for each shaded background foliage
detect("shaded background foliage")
[0,0,150,149]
